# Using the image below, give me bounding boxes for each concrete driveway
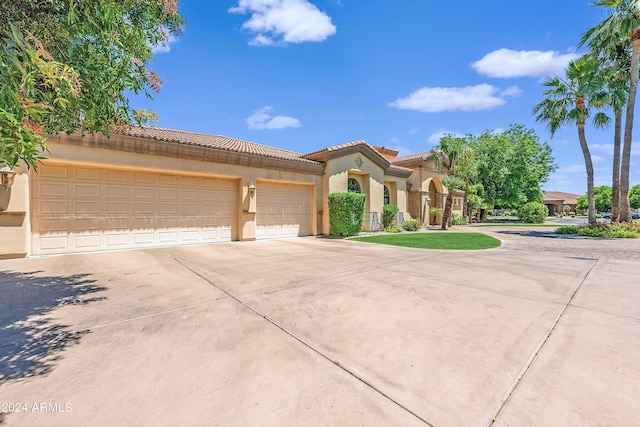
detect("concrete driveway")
[1,234,639,426]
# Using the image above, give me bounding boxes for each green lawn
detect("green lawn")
[350,232,501,250]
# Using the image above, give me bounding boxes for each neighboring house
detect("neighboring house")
[0,127,463,258]
[543,191,583,215]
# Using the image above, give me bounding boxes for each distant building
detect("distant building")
[543,191,583,215]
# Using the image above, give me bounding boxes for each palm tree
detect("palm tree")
[533,55,610,226]
[600,60,629,222]
[441,176,465,229]
[581,0,640,222]
[428,136,474,230]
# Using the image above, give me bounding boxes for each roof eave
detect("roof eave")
[52,133,326,175]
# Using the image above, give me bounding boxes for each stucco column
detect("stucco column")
[0,166,29,258]
[240,178,257,241]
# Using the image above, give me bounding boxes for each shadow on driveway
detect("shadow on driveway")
[494,230,597,240]
[0,270,106,382]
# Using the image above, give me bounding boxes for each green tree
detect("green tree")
[429,136,474,230]
[582,0,640,222]
[0,0,184,169]
[577,185,613,212]
[533,55,610,225]
[628,184,640,209]
[466,183,485,221]
[470,125,556,209]
[518,202,549,224]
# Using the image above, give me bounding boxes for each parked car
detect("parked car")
[600,212,638,220]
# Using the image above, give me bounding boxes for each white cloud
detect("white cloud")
[407,128,419,135]
[246,106,302,130]
[427,129,464,145]
[229,0,336,45]
[590,143,614,155]
[388,84,507,113]
[560,164,586,173]
[501,85,523,98]
[390,137,400,143]
[546,174,574,188]
[557,139,570,145]
[471,49,580,78]
[153,33,178,54]
[391,146,412,157]
[592,155,605,163]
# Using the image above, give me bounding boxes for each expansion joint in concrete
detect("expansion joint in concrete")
[170,255,436,427]
[487,257,600,426]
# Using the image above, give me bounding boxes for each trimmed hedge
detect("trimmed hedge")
[382,204,399,229]
[517,202,548,224]
[328,192,366,237]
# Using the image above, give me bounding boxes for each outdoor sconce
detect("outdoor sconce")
[0,166,16,190]
[248,182,256,198]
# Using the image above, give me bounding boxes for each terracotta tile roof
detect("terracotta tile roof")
[125,126,322,166]
[392,151,433,166]
[303,139,372,158]
[543,191,582,204]
[303,140,391,169]
[386,164,414,177]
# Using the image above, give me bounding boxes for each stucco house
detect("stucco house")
[0,127,462,258]
[543,191,583,215]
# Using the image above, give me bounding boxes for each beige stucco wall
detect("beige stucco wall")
[406,166,449,225]
[323,151,385,233]
[0,138,326,258]
[0,166,30,258]
[383,175,407,214]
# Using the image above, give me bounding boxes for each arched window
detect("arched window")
[383,185,390,205]
[348,178,361,193]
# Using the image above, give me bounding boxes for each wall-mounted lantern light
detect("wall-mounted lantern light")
[248,182,256,198]
[0,166,16,190]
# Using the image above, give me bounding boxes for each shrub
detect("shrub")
[384,224,403,233]
[517,202,548,224]
[555,225,579,234]
[382,204,400,229]
[569,211,576,217]
[561,222,640,238]
[606,229,638,238]
[328,192,366,237]
[596,213,603,219]
[402,218,422,231]
[577,226,603,237]
[451,213,466,225]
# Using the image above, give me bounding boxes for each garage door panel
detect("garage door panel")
[40,164,68,178]
[32,165,238,255]
[106,170,128,182]
[256,182,312,239]
[74,218,100,231]
[105,233,129,247]
[75,167,100,180]
[75,184,100,198]
[74,234,100,249]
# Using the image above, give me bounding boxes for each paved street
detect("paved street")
[1,230,639,426]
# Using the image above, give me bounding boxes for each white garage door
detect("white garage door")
[256,182,312,239]
[31,164,237,255]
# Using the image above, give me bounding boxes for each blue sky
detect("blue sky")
[131,0,640,196]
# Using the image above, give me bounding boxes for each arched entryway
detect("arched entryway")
[428,179,443,226]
